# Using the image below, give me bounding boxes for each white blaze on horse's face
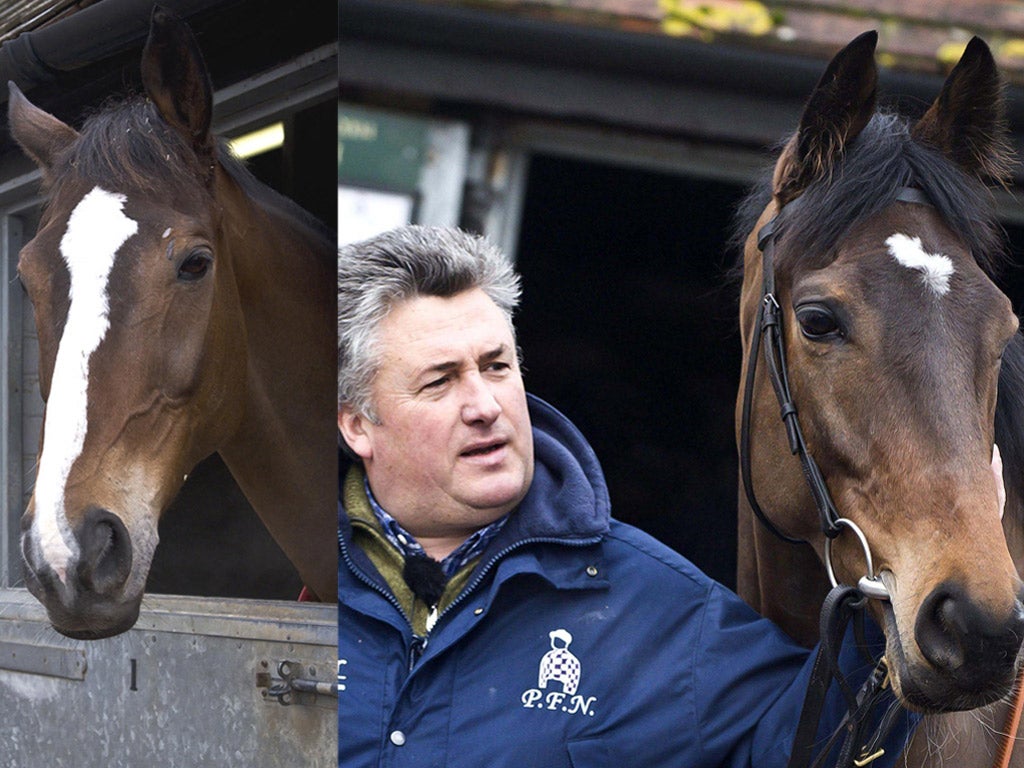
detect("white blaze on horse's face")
[30,187,138,583]
[886,233,955,296]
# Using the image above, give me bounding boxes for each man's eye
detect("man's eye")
[487,361,510,372]
[423,376,449,390]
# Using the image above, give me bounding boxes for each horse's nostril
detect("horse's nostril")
[916,588,965,672]
[915,582,1024,687]
[917,589,962,671]
[75,509,132,595]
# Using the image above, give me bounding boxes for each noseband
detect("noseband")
[738,186,933,601]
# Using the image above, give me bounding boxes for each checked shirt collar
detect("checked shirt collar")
[364,476,508,579]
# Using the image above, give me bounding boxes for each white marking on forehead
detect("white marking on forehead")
[32,187,137,581]
[886,233,954,296]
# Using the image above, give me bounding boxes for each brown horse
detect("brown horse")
[6,7,337,639]
[735,31,1024,765]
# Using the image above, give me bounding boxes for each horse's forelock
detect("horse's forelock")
[50,96,212,202]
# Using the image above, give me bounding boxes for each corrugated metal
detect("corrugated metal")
[0,1,93,44]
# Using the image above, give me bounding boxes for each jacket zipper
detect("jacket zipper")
[408,636,427,670]
[339,533,413,626]
[340,533,433,670]
[435,535,602,625]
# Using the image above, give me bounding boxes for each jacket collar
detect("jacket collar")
[339,394,612,620]
[338,393,610,545]
[490,394,610,546]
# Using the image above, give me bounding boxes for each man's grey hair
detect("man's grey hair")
[338,225,521,420]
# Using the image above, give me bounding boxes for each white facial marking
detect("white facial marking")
[886,233,954,296]
[33,187,138,583]
[161,227,172,239]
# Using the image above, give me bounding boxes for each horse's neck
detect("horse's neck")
[738,500,829,647]
[218,188,337,601]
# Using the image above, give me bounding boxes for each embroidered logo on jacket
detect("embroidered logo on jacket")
[521,629,597,716]
[539,628,580,693]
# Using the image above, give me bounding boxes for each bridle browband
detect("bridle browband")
[739,186,934,599]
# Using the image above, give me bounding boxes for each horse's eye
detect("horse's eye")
[177,248,212,282]
[795,304,842,340]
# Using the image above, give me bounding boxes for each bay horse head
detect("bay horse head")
[736,31,1024,712]
[7,7,336,638]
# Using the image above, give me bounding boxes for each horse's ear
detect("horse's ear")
[7,82,78,178]
[912,37,1011,183]
[140,6,215,165]
[774,31,878,204]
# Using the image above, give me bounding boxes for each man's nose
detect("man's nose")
[461,374,502,424]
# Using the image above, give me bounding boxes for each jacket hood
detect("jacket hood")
[503,393,611,542]
[338,393,611,542]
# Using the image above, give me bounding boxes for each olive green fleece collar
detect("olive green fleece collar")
[343,465,480,636]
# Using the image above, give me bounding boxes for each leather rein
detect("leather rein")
[739,187,1024,768]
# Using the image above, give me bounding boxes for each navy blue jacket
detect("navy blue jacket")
[339,395,915,767]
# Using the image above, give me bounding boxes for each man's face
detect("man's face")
[340,288,534,544]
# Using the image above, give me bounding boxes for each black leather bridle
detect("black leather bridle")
[738,188,935,768]
[738,195,841,544]
[738,186,933,566]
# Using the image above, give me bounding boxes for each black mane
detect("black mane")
[731,112,1008,277]
[218,148,336,250]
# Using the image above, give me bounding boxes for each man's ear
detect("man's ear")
[339,408,374,461]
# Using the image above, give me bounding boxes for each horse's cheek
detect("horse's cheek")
[192,283,247,439]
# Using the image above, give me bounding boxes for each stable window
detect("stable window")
[338,102,470,244]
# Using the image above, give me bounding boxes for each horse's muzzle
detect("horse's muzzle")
[21,507,139,639]
[902,580,1024,710]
